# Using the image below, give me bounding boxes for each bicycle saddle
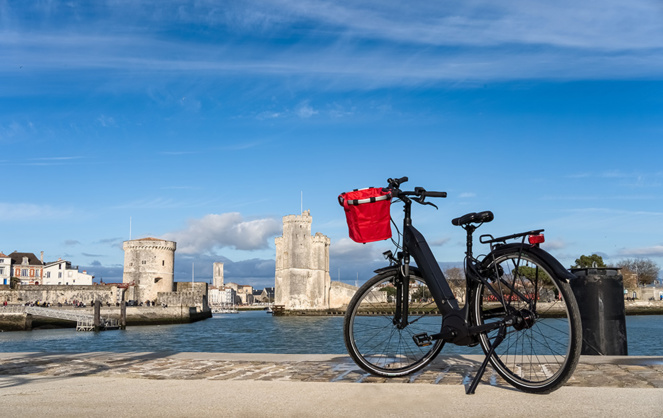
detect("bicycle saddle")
[451,211,494,226]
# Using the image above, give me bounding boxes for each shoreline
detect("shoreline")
[1,300,661,331]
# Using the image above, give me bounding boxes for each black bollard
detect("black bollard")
[120,300,127,329]
[570,268,628,355]
[94,300,101,331]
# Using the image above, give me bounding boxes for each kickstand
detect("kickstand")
[465,324,506,395]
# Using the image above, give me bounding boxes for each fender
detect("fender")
[373,265,425,278]
[482,243,577,282]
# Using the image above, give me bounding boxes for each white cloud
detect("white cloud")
[330,237,387,263]
[542,239,566,251]
[163,212,282,254]
[296,102,318,118]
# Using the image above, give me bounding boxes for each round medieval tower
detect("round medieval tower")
[122,238,176,303]
[274,210,331,310]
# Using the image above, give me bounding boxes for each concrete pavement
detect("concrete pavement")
[0,352,661,417]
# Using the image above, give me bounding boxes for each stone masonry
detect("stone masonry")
[275,211,332,310]
[123,238,176,302]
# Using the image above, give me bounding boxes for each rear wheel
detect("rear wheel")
[344,270,444,377]
[471,249,581,393]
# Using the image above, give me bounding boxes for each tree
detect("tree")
[444,267,465,285]
[572,254,606,269]
[444,267,466,304]
[616,258,659,286]
[516,265,553,287]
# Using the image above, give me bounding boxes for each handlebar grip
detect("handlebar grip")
[387,176,409,188]
[424,191,447,198]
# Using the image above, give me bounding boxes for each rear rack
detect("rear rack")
[479,229,544,245]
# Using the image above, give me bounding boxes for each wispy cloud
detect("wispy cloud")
[0,203,73,221]
[96,115,117,127]
[112,197,217,209]
[429,237,452,247]
[617,245,663,258]
[1,1,661,89]
[82,252,106,258]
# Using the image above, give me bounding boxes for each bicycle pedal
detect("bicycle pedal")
[413,333,432,347]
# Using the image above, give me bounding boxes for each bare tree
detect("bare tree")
[616,258,659,286]
[444,267,465,304]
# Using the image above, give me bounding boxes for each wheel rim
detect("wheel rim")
[474,253,577,388]
[348,274,444,375]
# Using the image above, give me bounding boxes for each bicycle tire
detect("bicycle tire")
[344,269,445,377]
[471,247,582,393]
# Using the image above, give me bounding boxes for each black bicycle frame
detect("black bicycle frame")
[393,196,505,343]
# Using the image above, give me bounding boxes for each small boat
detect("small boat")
[212,304,238,314]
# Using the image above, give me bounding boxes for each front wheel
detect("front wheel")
[344,269,444,377]
[471,249,582,393]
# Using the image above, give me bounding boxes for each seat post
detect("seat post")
[465,225,476,259]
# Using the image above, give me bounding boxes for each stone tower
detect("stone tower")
[275,210,331,310]
[213,262,224,288]
[122,238,176,302]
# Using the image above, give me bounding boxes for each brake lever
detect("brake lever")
[412,197,439,210]
[423,201,439,210]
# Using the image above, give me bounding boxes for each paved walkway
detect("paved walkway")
[0,352,662,417]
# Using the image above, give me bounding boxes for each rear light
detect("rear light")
[528,234,545,245]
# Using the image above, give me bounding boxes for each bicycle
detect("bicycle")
[339,177,582,394]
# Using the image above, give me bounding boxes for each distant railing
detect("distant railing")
[0,304,119,331]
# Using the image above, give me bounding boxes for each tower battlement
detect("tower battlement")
[123,237,176,302]
[275,211,331,310]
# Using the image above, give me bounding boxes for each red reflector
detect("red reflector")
[529,234,545,245]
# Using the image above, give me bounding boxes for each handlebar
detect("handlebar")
[385,177,447,202]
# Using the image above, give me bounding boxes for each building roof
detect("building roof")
[0,252,8,257]
[8,252,43,266]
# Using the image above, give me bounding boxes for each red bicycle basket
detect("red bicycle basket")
[338,187,392,243]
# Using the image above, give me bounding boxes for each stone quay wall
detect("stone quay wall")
[329,281,357,309]
[0,284,119,305]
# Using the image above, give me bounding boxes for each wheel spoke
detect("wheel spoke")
[473,250,581,393]
[344,272,444,377]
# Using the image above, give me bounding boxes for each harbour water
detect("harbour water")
[1,311,661,356]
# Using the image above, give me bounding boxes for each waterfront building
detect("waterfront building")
[0,252,11,285]
[226,282,254,305]
[208,286,236,306]
[122,237,176,302]
[42,258,94,285]
[256,287,274,303]
[8,251,44,285]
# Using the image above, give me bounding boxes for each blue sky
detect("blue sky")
[2,1,662,288]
